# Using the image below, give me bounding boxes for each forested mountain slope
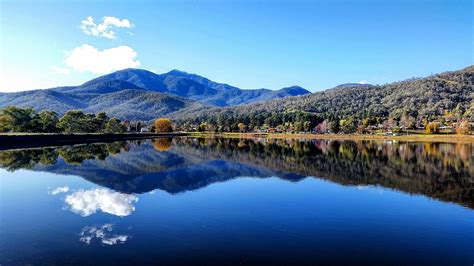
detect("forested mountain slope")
[0,79,202,121]
[65,68,311,106]
[0,68,311,120]
[1,66,471,125]
[173,66,473,129]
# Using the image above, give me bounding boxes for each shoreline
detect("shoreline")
[0,132,186,150]
[186,132,474,143]
[0,132,472,150]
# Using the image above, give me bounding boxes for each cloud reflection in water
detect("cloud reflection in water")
[50,186,70,195]
[65,188,138,217]
[80,224,129,245]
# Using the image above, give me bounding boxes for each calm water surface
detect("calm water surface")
[0,137,473,265]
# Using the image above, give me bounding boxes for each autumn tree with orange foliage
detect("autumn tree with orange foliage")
[154,118,173,133]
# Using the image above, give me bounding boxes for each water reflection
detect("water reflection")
[64,188,138,217]
[0,141,128,170]
[50,186,70,195]
[0,137,472,209]
[79,224,129,246]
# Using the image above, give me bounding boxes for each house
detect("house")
[123,120,131,132]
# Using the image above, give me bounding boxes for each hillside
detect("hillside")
[0,79,202,121]
[1,66,471,125]
[66,68,311,106]
[173,66,474,130]
[0,68,311,120]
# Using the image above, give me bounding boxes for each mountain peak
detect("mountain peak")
[279,86,311,95]
[83,68,167,92]
[166,69,189,75]
[333,83,374,89]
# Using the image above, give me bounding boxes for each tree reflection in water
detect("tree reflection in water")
[0,137,472,208]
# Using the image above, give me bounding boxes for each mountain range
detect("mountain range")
[0,69,311,121]
[1,66,471,123]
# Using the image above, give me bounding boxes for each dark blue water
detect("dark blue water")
[0,138,473,265]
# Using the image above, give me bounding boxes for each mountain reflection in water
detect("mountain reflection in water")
[0,137,472,209]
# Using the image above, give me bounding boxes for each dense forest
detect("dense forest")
[172,66,473,134]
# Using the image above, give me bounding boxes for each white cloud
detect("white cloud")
[65,44,140,74]
[80,224,129,245]
[358,80,368,84]
[51,186,70,195]
[80,16,133,39]
[51,66,71,75]
[65,188,138,217]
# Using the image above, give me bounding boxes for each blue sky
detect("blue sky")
[0,0,472,92]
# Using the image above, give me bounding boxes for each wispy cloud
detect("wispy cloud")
[50,186,70,195]
[65,188,138,217]
[65,44,140,74]
[80,16,133,39]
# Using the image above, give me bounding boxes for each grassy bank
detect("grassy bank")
[186,132,474,143]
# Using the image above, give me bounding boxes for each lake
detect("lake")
[0,137,473,265]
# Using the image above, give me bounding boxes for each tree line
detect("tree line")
[0,106,177,134]
[1,105,471,135]
[174,111,472,135]
[0,106,128,133]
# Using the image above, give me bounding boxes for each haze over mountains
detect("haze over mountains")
[0,69,311,120]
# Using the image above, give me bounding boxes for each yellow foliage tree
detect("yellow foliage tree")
[425,122,440,134]
[237,122,247,132]
[154,118,173,133]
